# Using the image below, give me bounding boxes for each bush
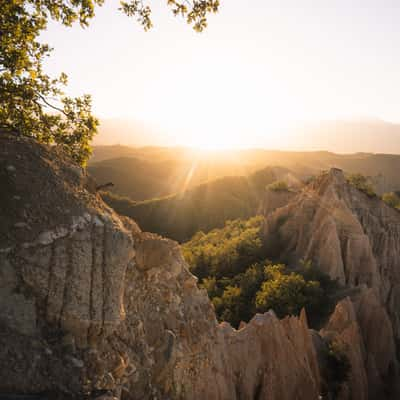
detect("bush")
[323,339,351,397]
[255,264,324,318]
[267,180,290,192]
[198,259,336,329]
[186,217,339,328]
[347,174,376,197]
[382,192,400,209]
[183,216,266,280]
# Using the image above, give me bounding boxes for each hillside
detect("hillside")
[88,146,292,201]
[286,119,400,154]
[89,145,400,202]
[101,166,297,241]
[88,156,185,201]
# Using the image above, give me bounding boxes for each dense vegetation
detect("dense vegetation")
[346,173,376,197]
[183,217,338,328]
[101,167,281,242]
[382,192,400,210]
[322,339,352,397]
[255,264,324,319]
[266,180,290,192]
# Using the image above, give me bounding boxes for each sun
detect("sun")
[182,129,246,151]
[182,131,227,150]
[191,139,229,151]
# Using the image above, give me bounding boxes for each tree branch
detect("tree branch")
[36,92,68,117]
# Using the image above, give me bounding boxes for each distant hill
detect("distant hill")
[94,118,400,154]
[92,119,172,148]
[89,145,400,200]
[89,144,191,164]
[88,156,188,201]
[284,119,400,154]
[88,149,273,201]
[100,166,296,242]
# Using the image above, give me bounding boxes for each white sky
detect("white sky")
[41,0,400,148]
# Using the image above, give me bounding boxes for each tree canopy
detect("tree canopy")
[382,192,400,210]
[183,217,338,328]
[0,0,219,164]
[346,173,376,197]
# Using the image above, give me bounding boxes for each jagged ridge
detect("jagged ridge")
[262,168,400,399]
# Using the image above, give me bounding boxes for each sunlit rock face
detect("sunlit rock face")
[0,135,321,399]
[260,187,297,216]
[262,168,400,399]
[224,309,320,400]
[262,168,383,287]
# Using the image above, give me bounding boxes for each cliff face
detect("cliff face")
[3,136,399,399]
[0,136,321,399]
[259,188,297,216]
[262,168,400,399]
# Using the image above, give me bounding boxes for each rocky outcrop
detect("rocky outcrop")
[263,169,380,287]
[262,168,400,399]
[0,135,322,399]
[260,188,297,216]
[116,246,321,400]
[225,310,320,400]
[321,298,369,400]
[354,288,398,399]
[319,292,398,400]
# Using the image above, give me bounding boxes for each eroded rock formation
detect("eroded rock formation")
[0,135,322,399]
[259,187,297,216]
[262,168,400,399]
[2,135,399,399]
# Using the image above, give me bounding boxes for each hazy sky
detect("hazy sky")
[41,0,400,148]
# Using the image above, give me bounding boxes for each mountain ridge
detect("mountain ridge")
[93,119,400,154]
[89,145,400,202]
[262,168,400,398]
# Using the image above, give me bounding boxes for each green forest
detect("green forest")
[182,216,338,328]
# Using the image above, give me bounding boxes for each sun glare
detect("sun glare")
[178,123,257,151]
[187,136,234,151]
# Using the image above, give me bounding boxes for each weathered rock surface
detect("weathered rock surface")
[321,298,369,400]
[4,136,399,399]
[225,309,320,400]
[0,135,322,399]
[260,188,297,216]
[262,168,400,399]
